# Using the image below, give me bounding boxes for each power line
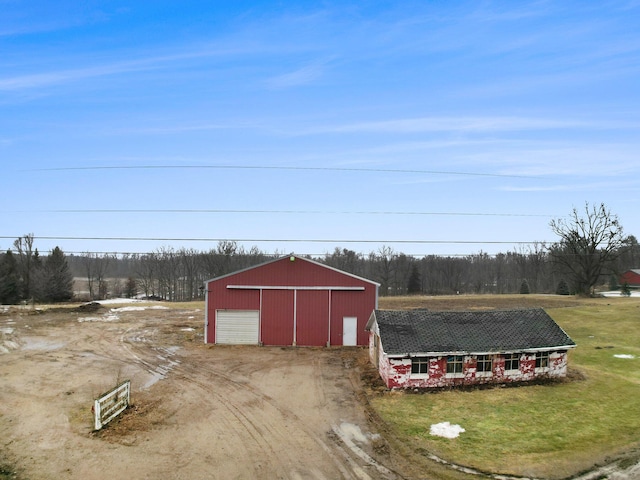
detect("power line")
[0,235,545,245]
[21,164,542,180]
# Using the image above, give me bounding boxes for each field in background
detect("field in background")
[378,293,606,311]
[372,295,640,479]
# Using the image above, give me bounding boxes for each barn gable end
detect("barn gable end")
[205,255,379,346]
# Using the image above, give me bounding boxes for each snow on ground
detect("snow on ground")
[95,298,152,305]
[430,422,466,439]
[600,291,640,297]
[110,305,170,312]
[614,354,635,359]
[78,314,120,323]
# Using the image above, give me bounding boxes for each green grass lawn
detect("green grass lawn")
[370,297,640,479]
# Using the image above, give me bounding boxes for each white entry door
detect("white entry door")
[342,316,358,346]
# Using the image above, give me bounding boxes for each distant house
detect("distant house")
[619,269,640,288]
[366,308,576,389]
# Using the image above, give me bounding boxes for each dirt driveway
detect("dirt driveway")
[0,302,402,480]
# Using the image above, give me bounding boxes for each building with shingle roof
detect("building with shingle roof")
[365,308,576,389]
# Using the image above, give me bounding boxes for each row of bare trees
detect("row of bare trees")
[5,204,639,302]
[61,235,639,301]
[65,242,271,301]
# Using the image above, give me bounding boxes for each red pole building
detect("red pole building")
[204,255,379,347]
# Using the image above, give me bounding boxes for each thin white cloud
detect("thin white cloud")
[265,61,329,89]
[297,116,608,135]
[462,142,640,179]
[501,179,640,192]
[0,42,283,92]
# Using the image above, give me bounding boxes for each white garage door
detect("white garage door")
[216,310,260,345]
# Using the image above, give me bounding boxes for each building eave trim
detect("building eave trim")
[385,344,577,358]
[227,285,365,291]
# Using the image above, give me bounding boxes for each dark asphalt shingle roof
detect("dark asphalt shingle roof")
[371,308,576,356]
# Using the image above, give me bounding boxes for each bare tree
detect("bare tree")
[437,256,468,294]
[372,246,396,296]
[13,233,36,300]
[83,253,112,300]
[135,253,158,298]
[324,248,363,276]
[617,235,640,272]
[179,248,200,301]
[549,202,625,296]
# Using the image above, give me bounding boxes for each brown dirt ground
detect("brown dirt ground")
[0,295,629,480]
[0,301,408,480]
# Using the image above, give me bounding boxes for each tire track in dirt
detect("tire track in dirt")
[199,357,397,480]
[176,370,337,479]
[115,325,351,479]
[115,322,397,479]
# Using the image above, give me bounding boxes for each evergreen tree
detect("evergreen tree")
[520,279,530,294]
[42,247,74,302]
[407,264,422,294]
[0,250,21,304]
[608,275,619,291]
[621,282,632,297]
[125,277,138,298]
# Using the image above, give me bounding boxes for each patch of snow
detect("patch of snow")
[142,346,180,389]
[21,338,66,351]
[0,327,15,335]
[111,306,147,312]
[95,298,147,304]
[181,327,195,332]
[337,422,370,444]
[430,422,465,439]
[331,423,395,478]
[143,371,165,389]
[614,354,635,359]
[78,313,120,323]
[600,290,640,298]
[107,305,169,313]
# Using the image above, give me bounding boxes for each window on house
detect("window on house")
[477,355,493,373]
[411,358,429,374]
[535,351,549,368]
[504,353,520,371]
[446,355,464,374]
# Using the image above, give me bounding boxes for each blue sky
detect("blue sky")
[2,1,639,257]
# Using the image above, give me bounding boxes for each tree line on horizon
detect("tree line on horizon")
[2,204,638,304]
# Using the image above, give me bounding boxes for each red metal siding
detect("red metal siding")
[296,290,329,346]
[620,270,640,286]
[206,284,259,344]
[261,290,294,346]
[205,256,378,346]
[330,290,376,346]
[218,256,371,288]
